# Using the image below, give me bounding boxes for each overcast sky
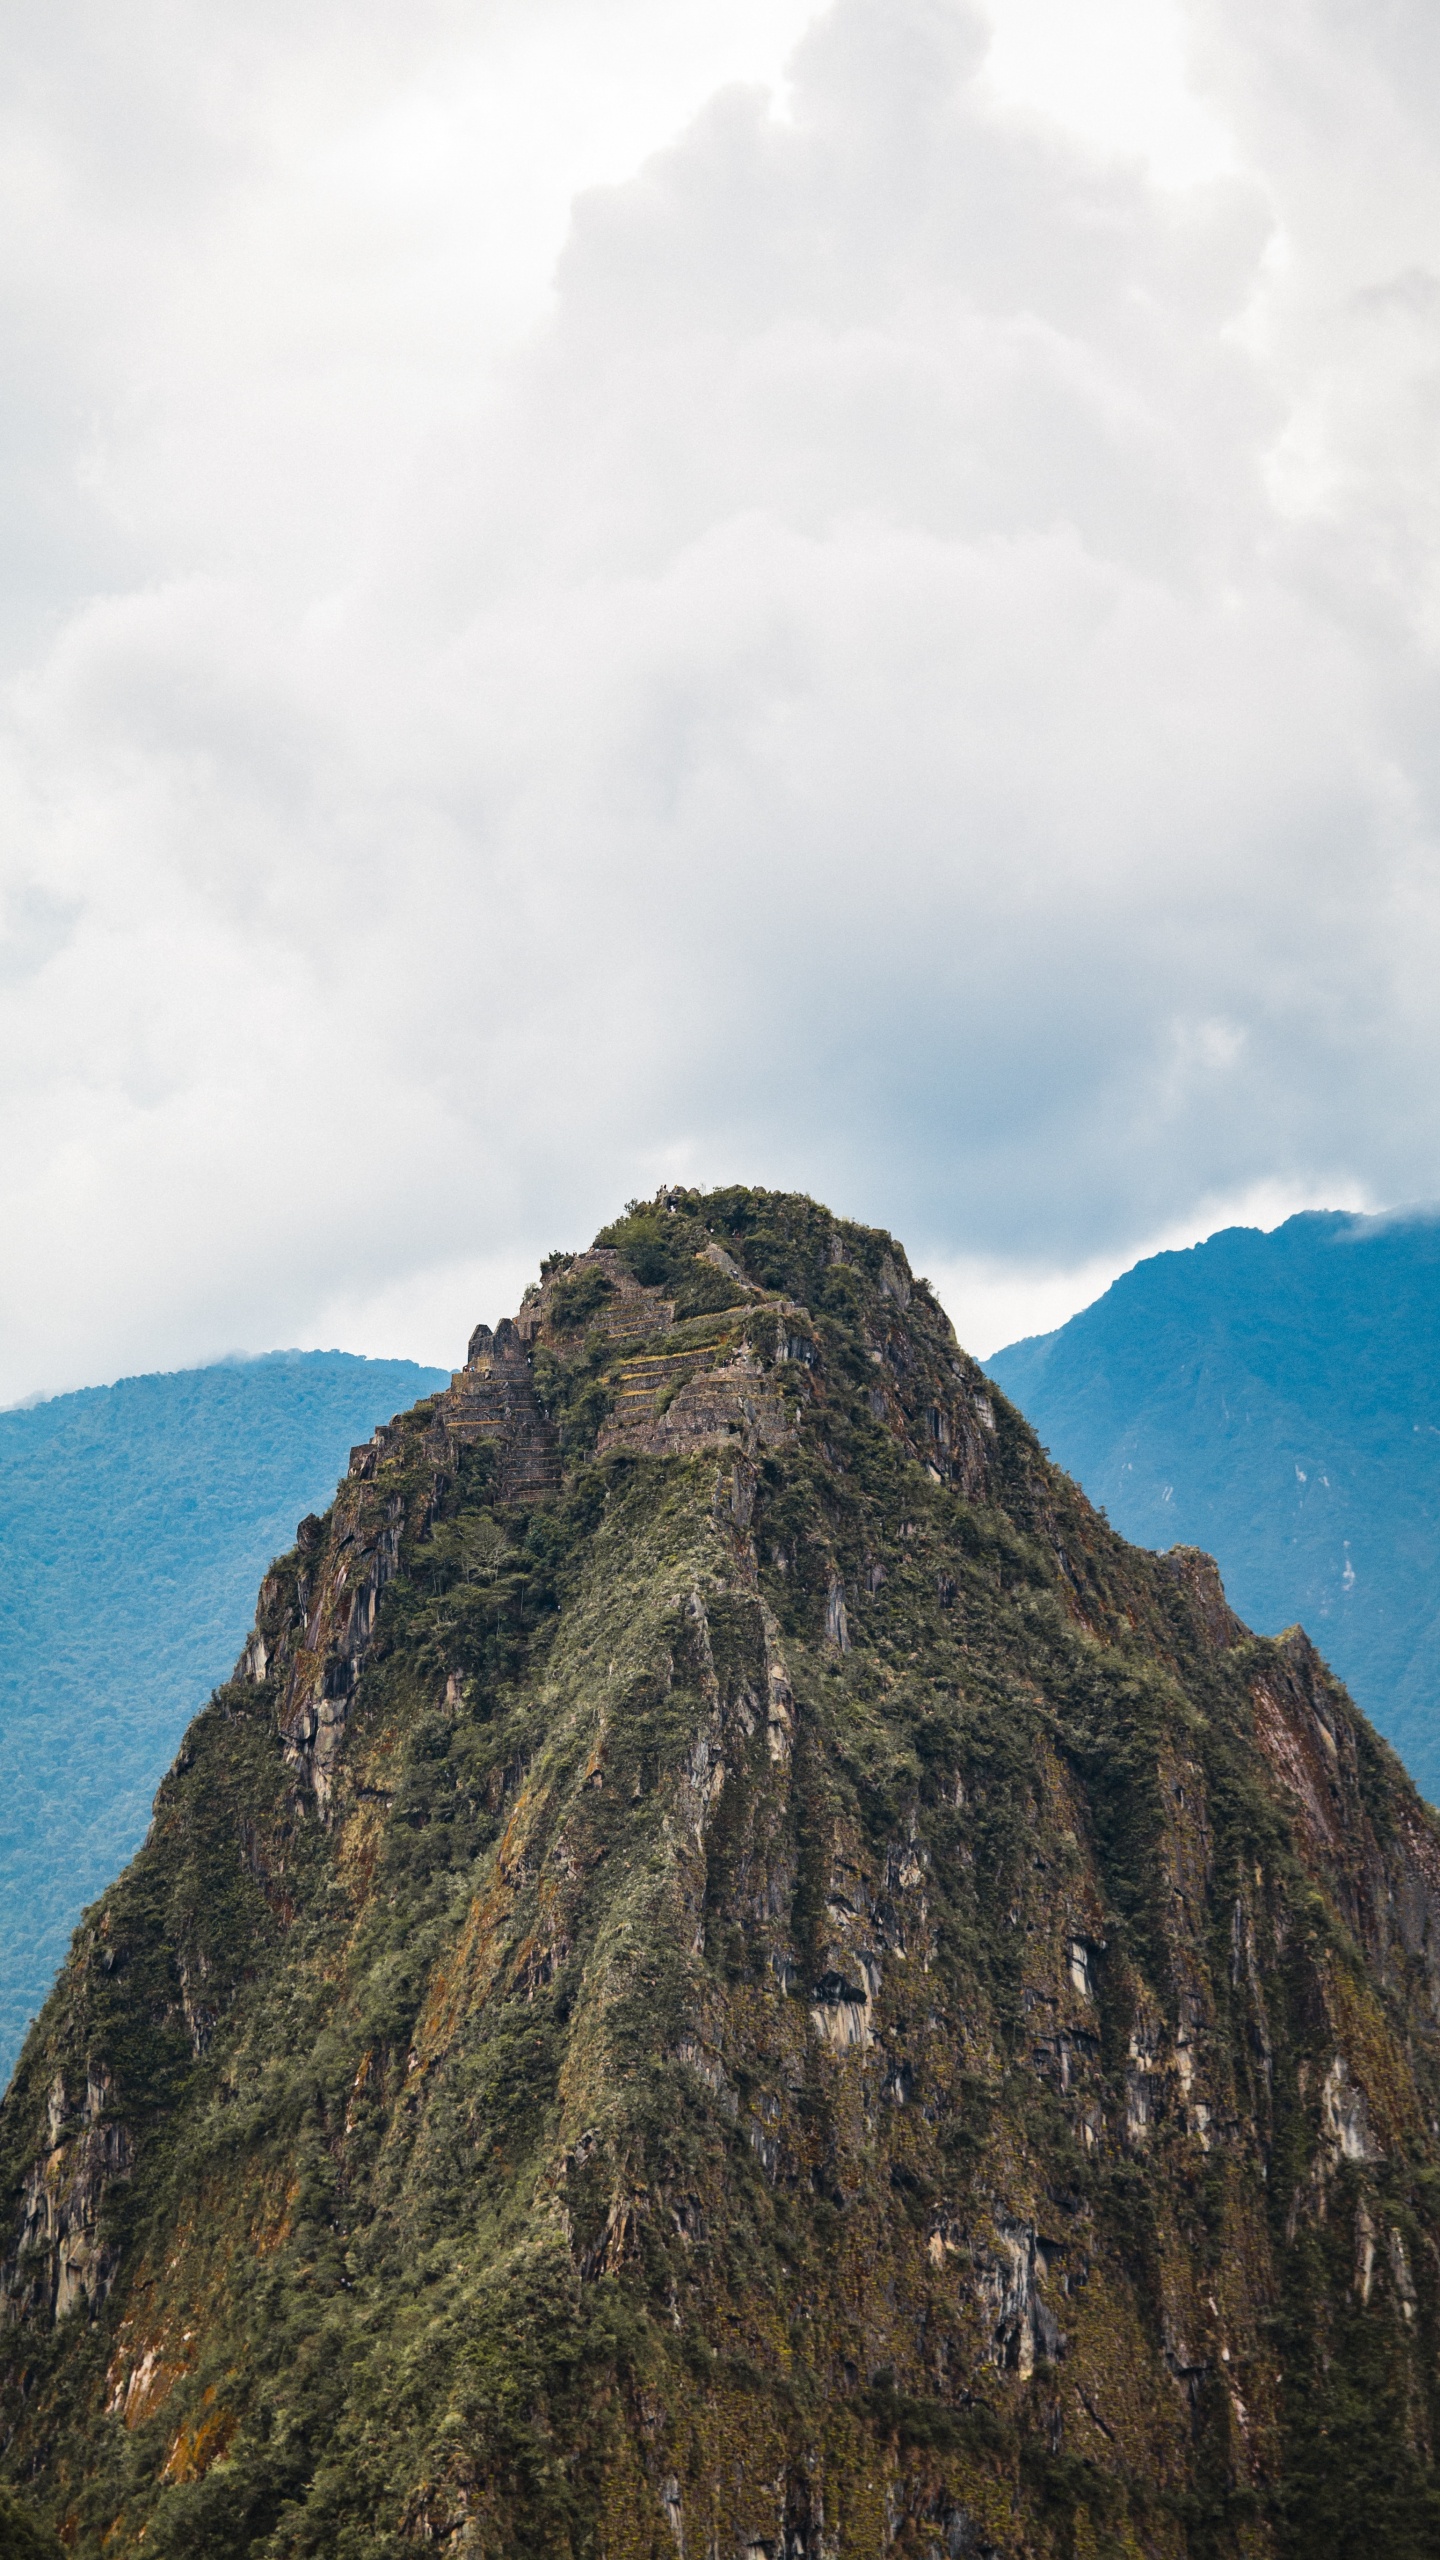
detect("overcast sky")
[1,0,1436,1401]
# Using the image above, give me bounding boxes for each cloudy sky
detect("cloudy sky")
[1,0,1436,1402]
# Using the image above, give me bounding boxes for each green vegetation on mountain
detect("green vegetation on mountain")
[0,1352,449,2078]
[0,2485,61,2559]
[5,1189,1440,2557]
[985,1209,1440,1800]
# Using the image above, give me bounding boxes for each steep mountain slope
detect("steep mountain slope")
[0,1353,449,2078]
[986,1210,1440,1802]
[5,1189,1440,2558]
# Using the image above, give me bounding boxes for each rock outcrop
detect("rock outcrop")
[5,1187,1440,2559]
[430,1317,562,1501]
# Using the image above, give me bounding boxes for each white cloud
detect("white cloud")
[2,0,1439,1398]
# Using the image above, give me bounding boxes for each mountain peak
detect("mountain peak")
[5,1189,1440,2554]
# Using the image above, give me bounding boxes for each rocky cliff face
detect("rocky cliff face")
[5,1188,1440,2559]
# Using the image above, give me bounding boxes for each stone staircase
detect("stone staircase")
[430,1318,562,1500]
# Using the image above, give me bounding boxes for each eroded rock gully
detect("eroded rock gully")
[6,1187,1440,2559]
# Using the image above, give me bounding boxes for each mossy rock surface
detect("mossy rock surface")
[5,1188,1440,2557]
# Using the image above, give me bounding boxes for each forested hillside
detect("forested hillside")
[988,1210,1440,1801]
[0,1352,447,2078]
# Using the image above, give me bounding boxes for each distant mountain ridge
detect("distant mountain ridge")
[0,1350,449,2079]
[986,1207,1440,1798]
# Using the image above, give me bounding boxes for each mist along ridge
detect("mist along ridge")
[984,1208,1440,1804]
[6,1188,1440,2559]
[0,1351,451,2082]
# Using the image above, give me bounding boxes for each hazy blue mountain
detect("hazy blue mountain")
[986,1207,1440,1801]
[0,1351,449,2080]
